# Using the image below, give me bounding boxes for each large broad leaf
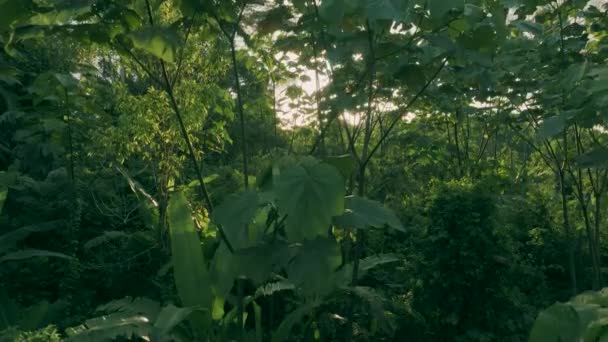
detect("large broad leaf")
[128,27,181,63]
[537,115,567,139]
[560,62,587,90]
[211,190,261,249]
[576,148,608,169]
[584,316,608,341]
[167,192,212,310]
[0,249,73,263]
[153,304,203,336]
[319,0,345,24]
[333,196,404,232]
[172,0,204,16]
[530,288,608,341]
[358,254,401,279]
[287,237,342,297]
[0,221,63,252]
[271,300,320,342]
[19,301,50,331]
[363,0,399,21]
[529,303,580,342]
[274,159,345,241]
[428,0,464,20]
[514,20,543,36]
[323,154,356,179]
[212,241,289,301]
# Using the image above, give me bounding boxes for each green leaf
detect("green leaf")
[560,61,587,90]
[358,254,400,279]
[29,0,93,26]
[287,237,342,296]
[153,304,203,336]
[0,171,17,216]
[458,24,497,51]
[211,242,289,300]
[0,287,18,329]
[274,159,345,241]
[363,0,398,21]
[168,192,212,310]
[253,301,263,342]
[172,0,203,16]
[83,231,132,250]
[0,221,63,252]
[96,297,161,317]
[0,188,8,218]
[584,316,608,342]
[529,303,580,342]
[0,0,34,31]
[351,286,391,332]
[255,281,295,298]
[514,20,543,35]
[66,312,151,341]
[0,249,74,263]
[18,301,49,331]
[323,154,356,179]
[128,27,181,63]
[319,0,345,24]
[333,196,404,232]
[537,115,567,139]
[395,64,426,90]
[428,0,464,20]
[212,190,261,249]
[0,65,21,86]
[271,300,320,342]
[576,148,608,168]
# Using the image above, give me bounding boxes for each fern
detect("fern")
[358,254,400,279]
[255,281,295,298]
[96,297,161,317]
[66,312,151,341]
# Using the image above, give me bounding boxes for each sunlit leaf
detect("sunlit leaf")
[167,192,212,309]
[128,27,181,63]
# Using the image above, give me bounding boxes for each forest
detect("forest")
[3,0,608,341]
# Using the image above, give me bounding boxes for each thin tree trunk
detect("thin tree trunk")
[559,168,578,295]
[230,40,249,189]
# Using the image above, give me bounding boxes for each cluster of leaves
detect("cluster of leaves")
[531,288,608,341]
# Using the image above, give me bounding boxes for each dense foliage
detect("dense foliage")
[2,0,608,341]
